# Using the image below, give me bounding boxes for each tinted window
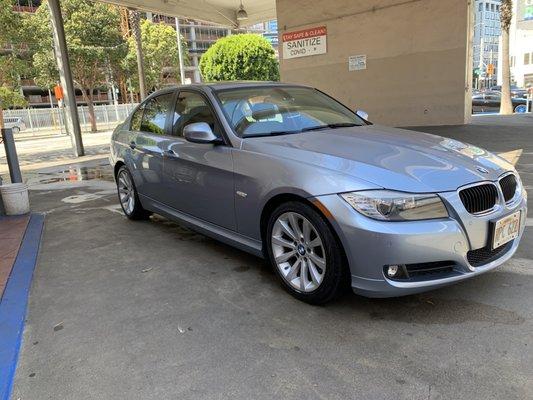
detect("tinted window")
[140,93,174,135]
[172,91,219,137]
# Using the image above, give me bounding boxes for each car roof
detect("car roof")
[176,81,314,92]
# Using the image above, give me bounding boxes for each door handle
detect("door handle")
[165,149,178,158]
[129,141,137,149]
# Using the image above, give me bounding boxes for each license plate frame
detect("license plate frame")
[491,211,521,250]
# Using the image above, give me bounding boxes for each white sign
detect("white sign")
[282,26,327,60]
[349,55,367,71]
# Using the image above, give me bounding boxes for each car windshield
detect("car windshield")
[214,86,365,138]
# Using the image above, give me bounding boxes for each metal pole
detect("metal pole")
[48,0,84,156]
[175,17,186,85]
[1,129,22,184]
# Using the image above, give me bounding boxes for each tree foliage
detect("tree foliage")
[0,0,27,127]
[199,34,279,82]
[124,19,189,92]
[27,0,126,131]
[0,87,27,109]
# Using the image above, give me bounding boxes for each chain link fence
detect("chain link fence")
[4,103,139,134]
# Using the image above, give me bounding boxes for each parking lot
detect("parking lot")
[8,115,533,399]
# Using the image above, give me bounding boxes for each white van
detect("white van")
[3,117,27,134]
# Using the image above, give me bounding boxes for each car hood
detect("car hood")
[241,125,515,193]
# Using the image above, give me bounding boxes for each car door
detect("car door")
[484,93,501,112]
[128,91,175,201]
[471,95,485,113]
[161,90,236,231]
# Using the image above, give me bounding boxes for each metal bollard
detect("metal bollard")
[1,128,23,184]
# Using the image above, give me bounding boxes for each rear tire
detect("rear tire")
[116,166,151,220]
[12,126,20,134]
[266,201,348,305]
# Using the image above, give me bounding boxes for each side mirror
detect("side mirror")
[355,109,369,120]
[183,122,221,144]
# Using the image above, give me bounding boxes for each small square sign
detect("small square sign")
[349,55,367,71]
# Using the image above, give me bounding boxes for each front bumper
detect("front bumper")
[314,189,527,298]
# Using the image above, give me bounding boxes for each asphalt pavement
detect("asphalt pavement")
[9,114,533,400]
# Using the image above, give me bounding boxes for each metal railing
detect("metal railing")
[3,103,139,133]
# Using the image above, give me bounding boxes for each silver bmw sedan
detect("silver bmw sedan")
[110,82,526,304]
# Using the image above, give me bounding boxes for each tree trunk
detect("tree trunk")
[500,27,513,115]
[129,10,146,100]
[82,89,97,132]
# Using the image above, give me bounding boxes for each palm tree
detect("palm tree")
[499,0,513,114]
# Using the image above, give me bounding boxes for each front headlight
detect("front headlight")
[340,190,448,221]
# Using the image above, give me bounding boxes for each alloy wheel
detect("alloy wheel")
[271,212,326,292]
[117,170,135,215]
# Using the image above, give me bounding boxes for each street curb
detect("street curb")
[0,213,45,400]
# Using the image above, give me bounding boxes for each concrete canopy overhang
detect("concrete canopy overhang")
[98,0,276,27]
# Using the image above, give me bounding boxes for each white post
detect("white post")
[26,108,34,131]
[175,17,186,85]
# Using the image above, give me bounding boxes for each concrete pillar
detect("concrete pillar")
[48,0,84,156]
[277,0,473,127]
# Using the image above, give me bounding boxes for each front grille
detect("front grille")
[459,184,498,214]
[499,174,518,203]
[467,241,513,267]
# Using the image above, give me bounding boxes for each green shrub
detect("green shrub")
[200,34,279,82]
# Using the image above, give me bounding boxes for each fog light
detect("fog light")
[386,265,400,278]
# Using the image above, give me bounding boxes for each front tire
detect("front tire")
[116,166,151,220]
[266,201,348,305]
[514,104,527,114]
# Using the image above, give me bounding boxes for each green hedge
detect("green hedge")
[199,34,279,82]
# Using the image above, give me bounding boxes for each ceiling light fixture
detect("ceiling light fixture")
[236,0,248,20]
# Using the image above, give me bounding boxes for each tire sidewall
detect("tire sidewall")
[116,165,148,220]
[266,201,347,304]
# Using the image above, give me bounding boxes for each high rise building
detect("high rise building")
[506,0,533,88]
[473,0,502,89]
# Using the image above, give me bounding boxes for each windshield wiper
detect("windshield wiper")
[301,122,362,132]
[242,130,300,138]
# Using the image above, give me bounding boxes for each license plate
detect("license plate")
[492,211,521,249]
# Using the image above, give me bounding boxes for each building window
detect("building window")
[479,2,483,11]
[525,53,531,65]
[486,3,489,11]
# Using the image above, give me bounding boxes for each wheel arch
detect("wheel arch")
[113,161,125,180]
[259,193,349,269]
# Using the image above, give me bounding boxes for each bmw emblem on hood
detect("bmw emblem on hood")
[476,166,489,174]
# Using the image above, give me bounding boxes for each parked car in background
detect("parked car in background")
[3,117,26,134]
[111,82,526,304]
[490,85,528,99]
[472,91,531,114]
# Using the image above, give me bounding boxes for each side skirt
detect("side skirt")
[140,194,264,258]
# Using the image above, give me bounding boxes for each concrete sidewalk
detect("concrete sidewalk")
[9,116,533,400]
[0,131,111,176]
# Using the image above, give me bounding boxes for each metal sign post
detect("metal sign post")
[1,128,22,184]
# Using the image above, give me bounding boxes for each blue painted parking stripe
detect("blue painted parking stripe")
[0,213,44,400]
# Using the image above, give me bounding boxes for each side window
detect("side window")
[172,91,219,137]
[130,106,143,131]
[140,93,174,135]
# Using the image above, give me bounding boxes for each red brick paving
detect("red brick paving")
[0,214,30,298]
